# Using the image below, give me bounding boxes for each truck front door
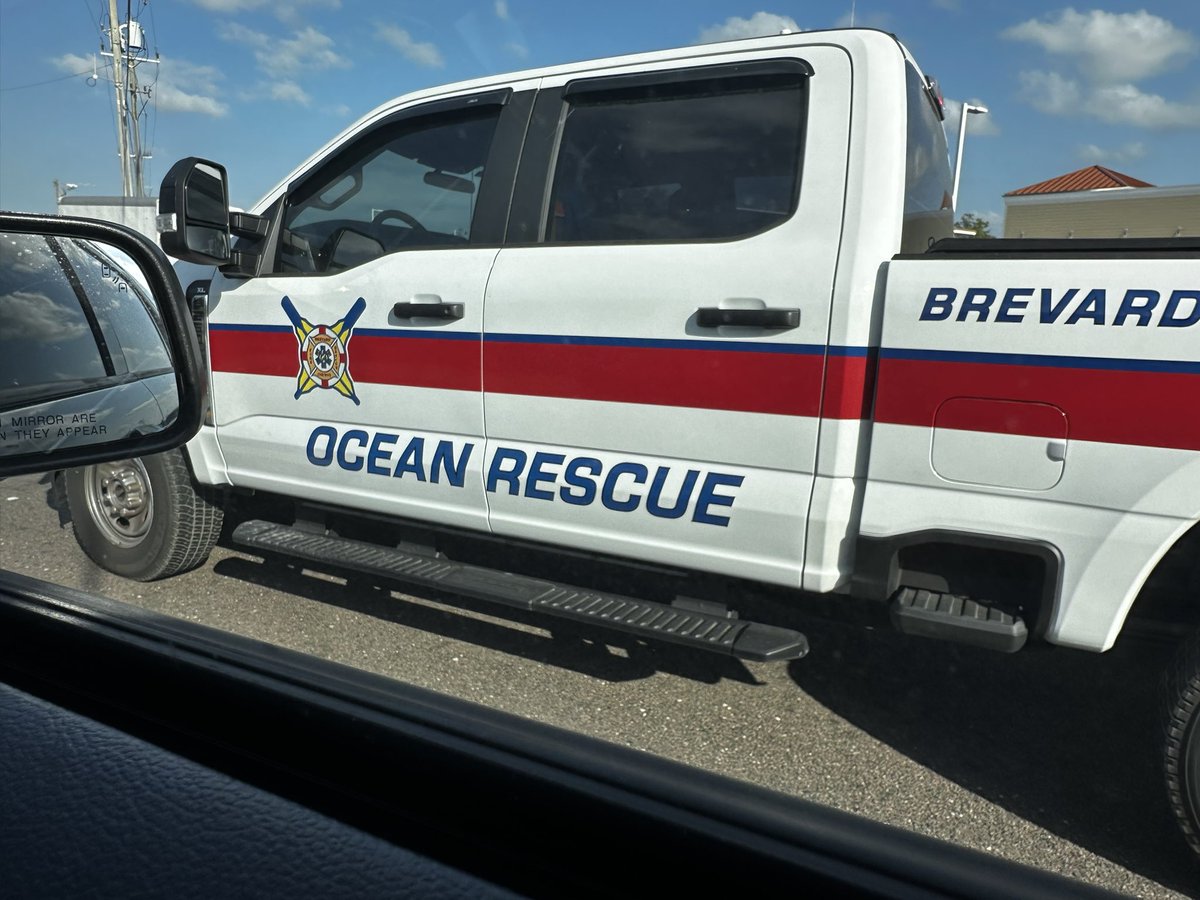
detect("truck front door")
[204,88,531,532]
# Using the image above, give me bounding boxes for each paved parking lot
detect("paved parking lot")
[0,471,1195,897]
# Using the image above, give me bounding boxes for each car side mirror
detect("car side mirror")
[157,157,232,265]
[0,212,203,477]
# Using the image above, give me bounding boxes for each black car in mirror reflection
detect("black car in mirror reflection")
[0,231,180,456]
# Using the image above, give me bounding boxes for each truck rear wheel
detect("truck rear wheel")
[65,449,224,581]
[1165,630,1200,857]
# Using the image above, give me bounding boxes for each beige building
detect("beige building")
[1003,165,1200,239]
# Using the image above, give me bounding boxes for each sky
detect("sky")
[1,1,1198,232]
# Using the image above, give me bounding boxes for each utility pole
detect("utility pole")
[98,0,156,197]
[106,0,131,196]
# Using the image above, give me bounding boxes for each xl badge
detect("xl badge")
[282,295,366,405]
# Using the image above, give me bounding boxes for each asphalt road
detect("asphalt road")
[0,470,1196,898]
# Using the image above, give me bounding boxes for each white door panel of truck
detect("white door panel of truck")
[202,89,530,532]
[481,48,851,588]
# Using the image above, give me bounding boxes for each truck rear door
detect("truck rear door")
[480,47,851,587]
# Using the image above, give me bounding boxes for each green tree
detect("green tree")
[954,213,995,238]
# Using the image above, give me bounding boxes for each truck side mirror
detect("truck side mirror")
[157,158,232,266]
[0,212,203,477]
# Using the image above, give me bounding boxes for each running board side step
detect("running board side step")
[232,520,809,662]
[890,587,1027,652]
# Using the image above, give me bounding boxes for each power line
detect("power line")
[0,70,95,92]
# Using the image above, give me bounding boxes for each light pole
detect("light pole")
[53,180,79,206]
[951,102,989,213]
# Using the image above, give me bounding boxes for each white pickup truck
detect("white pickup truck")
[61,29,1200,851]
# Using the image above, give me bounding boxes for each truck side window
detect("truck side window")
[900,61,953,253]
[545,71,807,244]
[275,106,502,274]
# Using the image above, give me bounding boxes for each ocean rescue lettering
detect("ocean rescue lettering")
[918,287,1200,327]
[485,447,743,527]
[307,425,473,486]
[304,426,743,527]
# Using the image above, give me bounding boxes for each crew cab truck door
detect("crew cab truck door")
[481,49,849,588]
[203,88,531,531]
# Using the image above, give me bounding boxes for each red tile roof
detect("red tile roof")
[1005,165,1154,197]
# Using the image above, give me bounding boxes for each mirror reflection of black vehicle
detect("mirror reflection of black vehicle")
[0,216,1100,898]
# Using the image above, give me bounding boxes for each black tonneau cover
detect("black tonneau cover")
[898,236,1200,260]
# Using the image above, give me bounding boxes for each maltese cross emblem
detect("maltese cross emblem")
[281,295,366,405]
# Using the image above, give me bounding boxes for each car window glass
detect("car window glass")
[0,233,109,396]
[276,107,502,274]
[901,61,952,251]
[545,72,806,243]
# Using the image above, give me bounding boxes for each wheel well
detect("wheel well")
[1124,519,1200,636]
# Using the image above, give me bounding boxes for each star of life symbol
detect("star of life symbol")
[281,295,366,405]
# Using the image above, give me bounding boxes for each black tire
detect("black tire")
[65,448,224,581]
[1164,629,1200,857]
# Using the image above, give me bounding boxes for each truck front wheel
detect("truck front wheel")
[1165,630,1200,857]
[65,449,224,581]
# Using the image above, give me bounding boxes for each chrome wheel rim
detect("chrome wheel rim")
[84,459,154,548]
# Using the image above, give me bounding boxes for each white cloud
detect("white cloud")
[190,0,269,9]
[51,50,230,117]
[190,0,266,10]
[1018,69,1200,128]
[273,26,349,74]
[220,23,349,77]
[266,80,311,105]
[236,79,313,106]
[1003,8,1196,84]
[189,0,340,21]
[1087,82,1200,128]
[943,98,1000,139]
[1017,69,1082,115]
[505,41,529,59]
[697,12,801,44]
[49,53,95,75]
[156,89,228,117]
[54,51,228,116]
[219,21,269,48]
[494,0,509,20]
[154,58,229,116]
[377,24,445,68]
[1077,141,1147,165]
